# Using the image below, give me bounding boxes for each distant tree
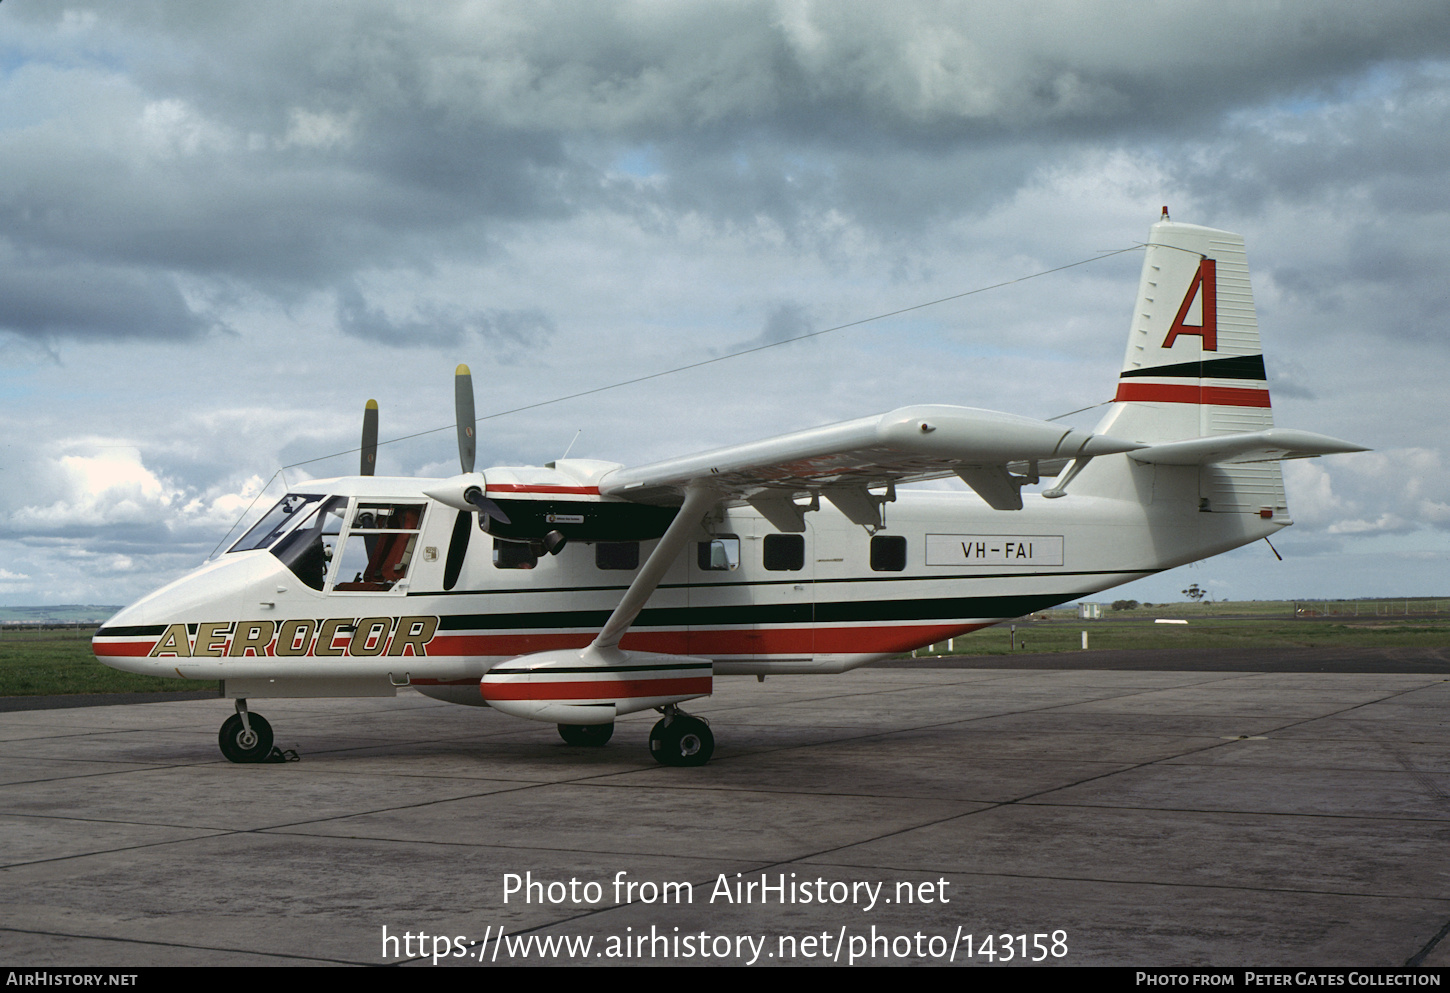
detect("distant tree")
[1111,599,1140,611]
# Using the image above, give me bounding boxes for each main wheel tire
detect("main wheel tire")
[558,722,614,747]
[218,713,274,763]
[649,715,714,767]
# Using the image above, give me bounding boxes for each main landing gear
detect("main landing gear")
[558,722,615,747]
[649,706,714,767]
[555,707,715,766]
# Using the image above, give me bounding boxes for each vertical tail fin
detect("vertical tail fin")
[1096,219,1273,445]
[1091,217,1284,516]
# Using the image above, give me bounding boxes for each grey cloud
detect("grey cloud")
[0,257,215,341]
[714,301,815,357]
[336,282,555,350]
[100,2,1450,138]
[3,0,1448,348]
[760,302,813,345]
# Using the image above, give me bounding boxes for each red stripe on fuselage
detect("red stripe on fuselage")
[485,484,601,495]
[1114,382,1271,407]
[480,675,712,702]
[91,641,156,657]
[430,622,986,659]
[93,622,992,665]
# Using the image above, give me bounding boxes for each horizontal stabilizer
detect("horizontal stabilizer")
[1129,429,1368,466]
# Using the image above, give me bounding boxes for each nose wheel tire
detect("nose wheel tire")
[649,715,714,767]
[558,722,614,747]
[219,713,274,763]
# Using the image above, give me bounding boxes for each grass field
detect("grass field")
[914,615,1450,656]
[0,629,218,697]
[916,599,1450,655]
[1,600,1446,697]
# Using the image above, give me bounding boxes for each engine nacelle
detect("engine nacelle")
[480,646,713,725]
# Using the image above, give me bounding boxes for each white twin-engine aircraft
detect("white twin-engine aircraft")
[93,216,1364,766]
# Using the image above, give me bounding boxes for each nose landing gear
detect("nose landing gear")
[649,706,714,767]
[218,700,294,763]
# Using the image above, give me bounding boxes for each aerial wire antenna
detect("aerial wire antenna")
[212,244,1142,554]
[208,469,284,559]
[282,243,1143,473]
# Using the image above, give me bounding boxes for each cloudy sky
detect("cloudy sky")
[2,1,1448,609]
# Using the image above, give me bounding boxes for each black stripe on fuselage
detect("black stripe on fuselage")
[437,591,1096,631]
[417,568,1151,596]
[95,573,1159,640]
[1119,354,1266,381]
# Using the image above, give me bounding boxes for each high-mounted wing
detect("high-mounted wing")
[597,404,1143,520]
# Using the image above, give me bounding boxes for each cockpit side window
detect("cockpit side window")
[332,502,427,592]
[229,494,324,553]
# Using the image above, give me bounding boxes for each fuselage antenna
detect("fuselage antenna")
[561,428,583,461]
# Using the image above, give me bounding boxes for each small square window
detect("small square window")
[763,533,804,571]
[870,534,907,572]
[595,542,640,570]
[697,536,740,571]
[493,538,538,570]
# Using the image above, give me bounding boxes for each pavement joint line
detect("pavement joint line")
[0,760,247,787]
[1008,799,1450,824]
[0,926,361,965]
[702,668,1254,717]
[973,685,1450,811]
[794,859,1450,903]
[8,684,1444,842]
[384,854,1450,960]
[0,829,236,870]
[1406,916,1450,967]
[382,862,787,958]
[6,665,1449,964]
[733,682,1450,857]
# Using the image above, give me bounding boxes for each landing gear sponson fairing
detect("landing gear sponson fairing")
[93,216,1364,766]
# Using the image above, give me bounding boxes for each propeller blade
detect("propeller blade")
[360,399,378,476]
[455,364,476,474]
[465,486,512,526]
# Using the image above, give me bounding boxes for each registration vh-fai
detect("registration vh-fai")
[92,215,1364,766]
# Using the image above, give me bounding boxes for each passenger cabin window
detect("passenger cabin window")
[697,536,740,571]
[332,502,426,592]
[870,534,907,572]
[595,542,640,570]
[493,537,538,570]
[763,533,805,571]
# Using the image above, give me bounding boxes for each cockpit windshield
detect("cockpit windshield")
[229,494,325,553]
[272,496,348,590]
